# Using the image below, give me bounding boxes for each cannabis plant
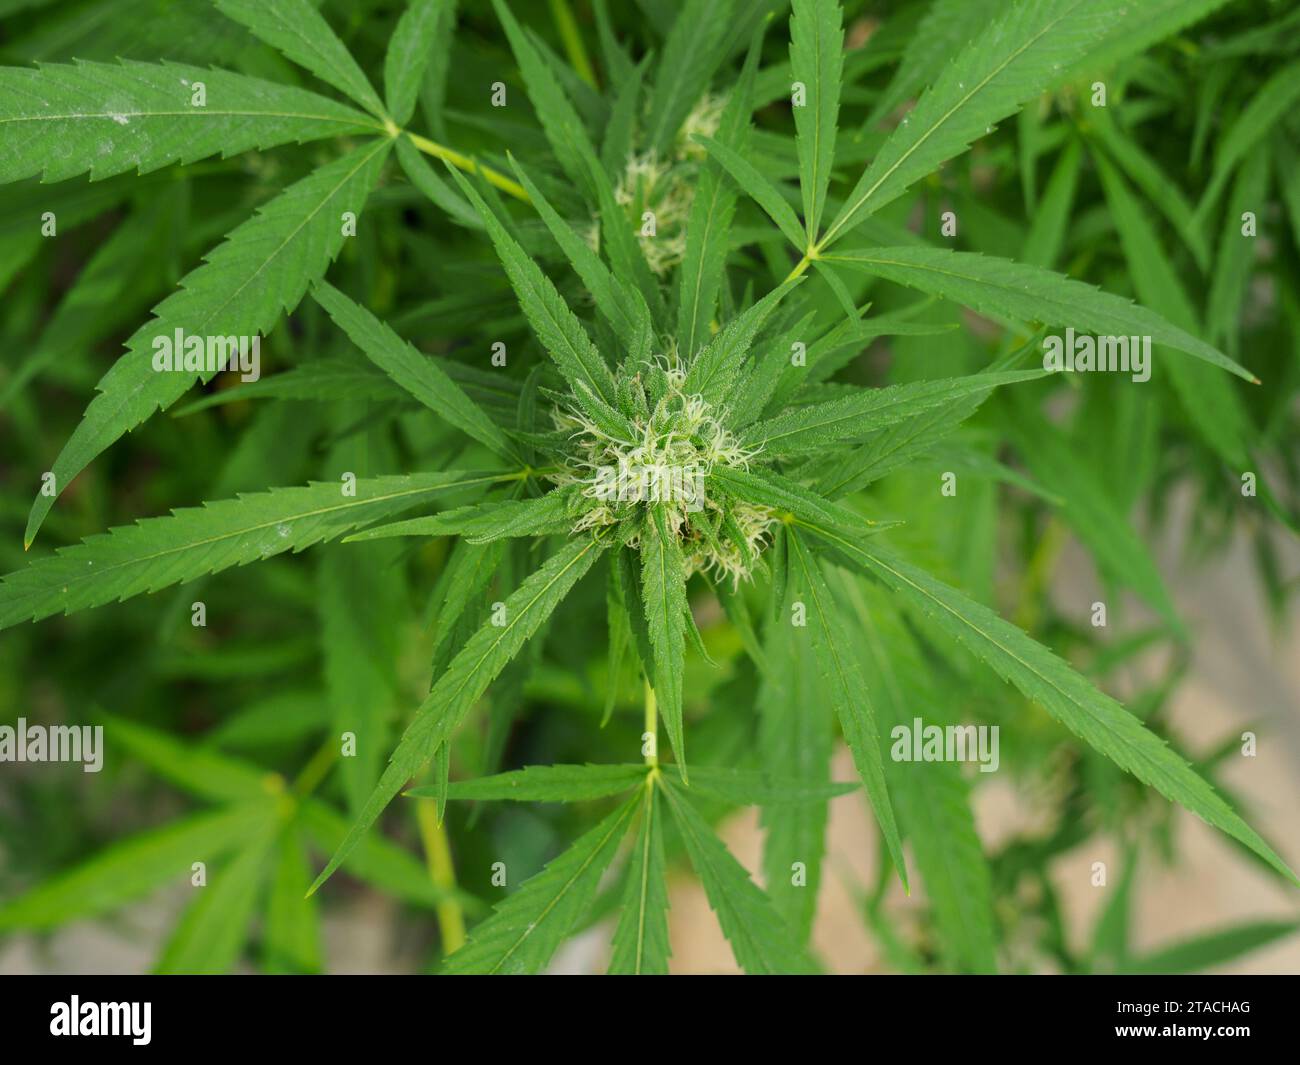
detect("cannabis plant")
[1,0,1296,975]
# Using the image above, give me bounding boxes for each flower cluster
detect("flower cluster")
[604,94,727,276]
[551,351,774,585]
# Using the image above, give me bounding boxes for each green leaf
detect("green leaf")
[263,829,323,974]
[1118,921,1299,975]
[299,799,474,910]
[215,0,386,118]
[207,689,328,750]
[310,536,604,894]
[99,713,270,803]
[612,544,655,680]
[641,506,689,775]
[312,281,514,459]
[790,0,844,241]
[156,821,279,974]
[319,543,401,816]
[675,174,736,361]
[26,138,393,545]
[847,580,997,974]
[1064,0,1233,76]
[697,134,806,249]
[661,780,818,974]
[1277,138,1300,261]
[384,0,447,126]
[507,153,653,361]
[593,0,635,89]
[395,135,480,227]
[346,487,581,544]
[1197,60,1300,222]
[1205,147,1269,350]
[1004,390,1184,636]
[786,528,908,889]
[2,470,505,631]
[603,558,633,724]
[711,463,892,537]
[814,537,1299,886]
[741,370,1045,456]
[3,188,183,407]
[811,366,1021,499]
[608,782,671,974]
[685,277,802,404]
[0,803,273,930]
[170,358,405,416]
[1086,109,1208,271]
[1092,153,1292,529]
[825,246,1256,381]
[443,161,624,419]
[600,57,643,176]
[728,310,815,426]
[757,532,833,941]
[1089,846,1138,972]
[860,0,1005,134]
[442,795,639,973]
[1021,136,1082,269]
[645,0,734,155]
[713,574,766,672]
[0,60,378,184]
[675,25,765,362]
[412,762,649,802]
[820,0,1127,249]
[490,0,600,199]
[425,538,508,674]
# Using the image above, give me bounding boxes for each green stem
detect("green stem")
[784,248,818,283]
[643,678,658,767]
[292,738,338,797]
[404,131,529,202]
[417,798,467,953]
[549,0,597,88]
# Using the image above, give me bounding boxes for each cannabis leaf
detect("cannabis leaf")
[0,61,379,184]
[642,506,690,774]
[790,0,844,242]
[441,796,639,974]
[786,528,907,888]
[214,0,386,119]
[608,782,671,975]
[662,779,819,974]
[1,472,505,630]
[25,138,393,545]
[384,0,448,127]
[309,537,605,894]
[819,0,1125,250]
[312,281,516,460]
[825,247,1257,381]
[816,537,1298,886]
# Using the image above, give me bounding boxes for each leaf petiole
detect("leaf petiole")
[404,131,529,202]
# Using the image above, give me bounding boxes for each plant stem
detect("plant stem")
[416,798,467,954]
[549,0,598,88]
[404,131,529,202]
[643,678,658,767]
[784,246,819,283]
[292,738,337,797]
